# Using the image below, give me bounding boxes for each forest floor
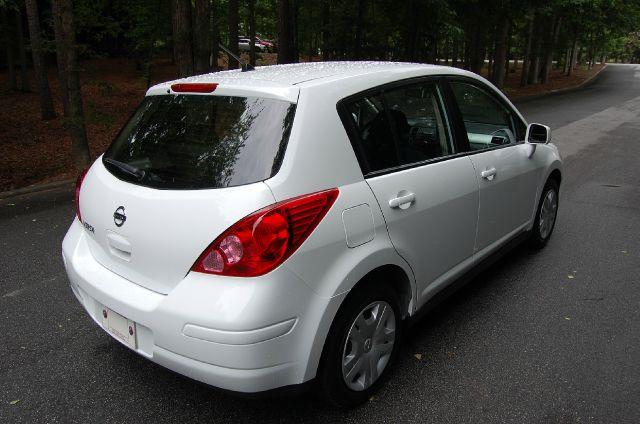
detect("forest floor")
[0,55,604,192]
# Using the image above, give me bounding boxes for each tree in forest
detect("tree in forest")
[52,0,91,170]
[15,5,29,91]
[25,0,56,119]
[193,0,211,73]
[490,3,512,88]
[248,0,256,66]
[171,0,194,77]
[1,3,17,91]
[227,0,239,69]
[277,0,297,63]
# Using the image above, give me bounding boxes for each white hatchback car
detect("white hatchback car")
[62,62,562,406]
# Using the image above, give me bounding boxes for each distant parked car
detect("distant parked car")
[63,61,562,407]
[238,38,266,52]
[256,36,275,52]
[239,35,275,52]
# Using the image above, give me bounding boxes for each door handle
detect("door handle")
[389,192,415,209]
[481,167,497,181]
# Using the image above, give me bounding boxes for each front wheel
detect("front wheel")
[529,179,559,249]
[316,283,401,407]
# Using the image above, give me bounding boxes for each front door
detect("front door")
[447,80,541,252]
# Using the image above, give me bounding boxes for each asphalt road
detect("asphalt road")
[1,64,639,423]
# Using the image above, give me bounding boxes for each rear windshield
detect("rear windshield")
[103,94,296,189]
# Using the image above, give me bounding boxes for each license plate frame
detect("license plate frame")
[100,305,137,350]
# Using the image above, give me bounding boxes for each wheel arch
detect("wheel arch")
[302,259,416,382]
[548,168,562,187]
[346,264,414,319]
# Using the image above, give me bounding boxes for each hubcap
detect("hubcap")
[342,301,396,392]
[539,188,558,239]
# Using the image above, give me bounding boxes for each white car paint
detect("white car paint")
[62,61,562,394]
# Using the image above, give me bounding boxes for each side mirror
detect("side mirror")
[526,123,551,144]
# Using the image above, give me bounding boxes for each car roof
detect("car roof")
[146,61,479,102]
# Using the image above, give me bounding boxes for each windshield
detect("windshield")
[103,94,296,189]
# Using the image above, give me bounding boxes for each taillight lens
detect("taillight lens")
[192,188,339,277]
[75,168,89,223]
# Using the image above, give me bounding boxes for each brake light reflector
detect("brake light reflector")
[192,188,339,277]
[170,83,218,93]
[75,168,89,223]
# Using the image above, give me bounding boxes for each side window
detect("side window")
[344,82,453,173]
[449,81,524,150]
[345,94,400,172]
[383,83,454,165]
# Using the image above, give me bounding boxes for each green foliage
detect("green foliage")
[9,0,640,70]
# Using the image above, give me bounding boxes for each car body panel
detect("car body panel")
[79,160,277,294]
[468,143,543,251]
[365,156,479,310]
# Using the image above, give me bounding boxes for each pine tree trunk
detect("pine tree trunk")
[171,0,194,76]
[321,0,330,60]
[567,36,578,76]
[291,0,299,61]
[1,7,17,91]
[15,7,29,92]
[468,21,486,74]
[52,0,90,170]
[51,2,69,114]
[193,0,210,73]
[143,0,162,88]
[227,0,239,69]
[491,15,510,88]
[248,0,256,66]
[452,36,459,67]
[25,0,55,120]
[354,0,366,59]
[527,22,542,85]
[277,0,297,64]
[541,15,561,84]
[210,0,219,71]
[520,14,534,86]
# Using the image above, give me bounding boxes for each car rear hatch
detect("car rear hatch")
[78,88,297,294]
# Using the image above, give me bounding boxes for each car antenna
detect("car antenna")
[219,43,255,72]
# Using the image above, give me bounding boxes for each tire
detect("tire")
[529,179,559,249]
[316,282,402,407]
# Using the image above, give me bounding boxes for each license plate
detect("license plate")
[100,305,137,350]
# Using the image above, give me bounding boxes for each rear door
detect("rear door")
[446,80,542,252]
[340,80,479,307]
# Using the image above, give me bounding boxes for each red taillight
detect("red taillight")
[192,188,339,277]
[170,83,218,93]
[75,168,89,223]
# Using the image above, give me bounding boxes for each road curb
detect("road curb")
[0,179,75,200]
[512,64,608,103]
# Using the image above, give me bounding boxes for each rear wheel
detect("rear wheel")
[529,179,559,249]
[317,283,401,407]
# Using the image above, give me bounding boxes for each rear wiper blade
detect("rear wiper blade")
[104,157,145,180]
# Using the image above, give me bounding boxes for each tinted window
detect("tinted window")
[345,94,399,172]
[450,82,525,150]
[103,95,295,189]
[384,83,453,164]
[345,82,452,173]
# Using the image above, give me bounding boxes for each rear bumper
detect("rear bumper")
[62,220,344,393]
